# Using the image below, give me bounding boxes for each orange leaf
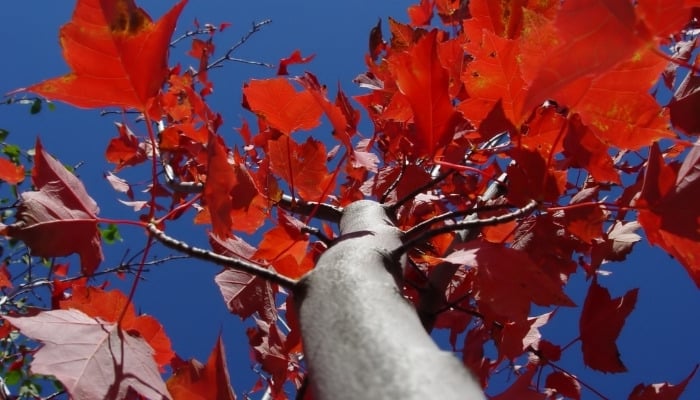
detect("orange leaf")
[277,50,315,75]
[167,336,237,400]
[0,158,25,184]
[388,29,459,156]
[0,263,11,290]
[58,284,174,368]
[268,136,334,201]
[579,278,638,373]
[243,78,323,135]
[105,123,148,171]
[0,139,103,275]
[22,0,186,111]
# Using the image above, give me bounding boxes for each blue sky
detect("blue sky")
[1,1,699,399]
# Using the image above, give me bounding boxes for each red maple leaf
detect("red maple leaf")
[579,277,638,373]
[442,240,574,322]
[0,139,103,275]
[167,336,237,400]
[522,0,643,113]
[253,212,313,279]
[268,135,334,201]
[5,309,171,399]
[459,21,526,130]
[564,50,674,151]
[200,134,266,237]
[21,0,187,111]
[297,73,354,151]
[388,29,460,157]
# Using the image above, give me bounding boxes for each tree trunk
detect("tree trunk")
[296,200,484,400]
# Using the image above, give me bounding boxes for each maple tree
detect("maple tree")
[0,0,699,399]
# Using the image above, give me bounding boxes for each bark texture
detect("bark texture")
[296,200,484,400]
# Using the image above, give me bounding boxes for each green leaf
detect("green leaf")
[2,144,21,163]
[4,369,22,385]
[29,99,42,115]
[0,129,9,142]
[19,380,41,397]
[100,223,122,244]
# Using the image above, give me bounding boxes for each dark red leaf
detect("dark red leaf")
[545,371,581,400]
[579,278,638,372]
[628,364,698,400]
[0,139,103,275]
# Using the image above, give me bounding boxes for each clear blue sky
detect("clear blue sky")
[1,1,698,399]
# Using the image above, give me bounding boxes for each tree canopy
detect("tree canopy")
[0,0,699,399]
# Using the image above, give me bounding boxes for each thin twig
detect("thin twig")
[200,19,274,74]
[380,159,406,204]
[171,26,218,47]
[147,223,298,289]
[393,199,538,257]
[389,169,454,213]
[405,202,515,239]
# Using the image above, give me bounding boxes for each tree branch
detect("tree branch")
[277,194,343,223]
[146,223,298,289]
[394,199,538,258]
[405,202,515,239]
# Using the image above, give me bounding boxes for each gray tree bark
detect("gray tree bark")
[296,200,484,400]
